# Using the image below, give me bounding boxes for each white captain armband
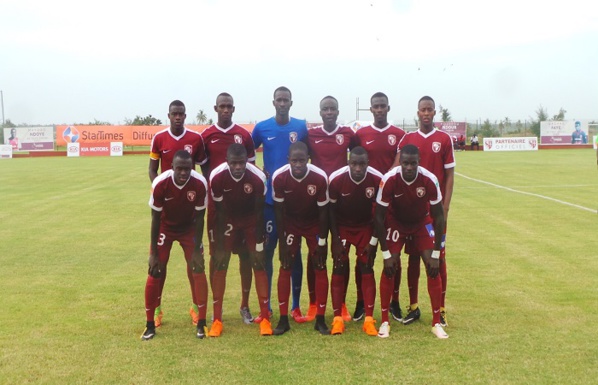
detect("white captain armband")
[318,237,327,247]
[256,242,264,252]
[382,250,392,260]
[431,250,440,260]
[369,237,378,246]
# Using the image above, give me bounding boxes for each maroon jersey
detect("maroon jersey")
[149,127,206,172]
[209,162,266,226]
[149,170,208,231]
[354,124,405,174]
[201,123,256,173]
[377,166,442,233]
[328,166,383,228]
[272,164,329,229]
[397,129,455,195]
[307,125,355,175]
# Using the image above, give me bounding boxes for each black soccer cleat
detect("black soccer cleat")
[402,306,421,325]
[390,301,403,322]
[352,301,365,322]
[314,316,331,335]
[273,316,291,336]
[141,326,156,341]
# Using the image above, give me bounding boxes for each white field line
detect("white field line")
[456,172,597,214]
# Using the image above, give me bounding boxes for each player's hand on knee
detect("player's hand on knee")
[366,245,377,269]
[148,253,161,278]
[253,250,266,270]
[191,249,205,273]
[382,255,397,278]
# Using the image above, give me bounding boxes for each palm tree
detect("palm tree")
[196,110,208,124]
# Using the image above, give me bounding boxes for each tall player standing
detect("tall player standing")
[307,95,356,323]
[251,87,309,324]
[328,147,383,335]
[372,144,447,339]
[148,100,207,328]
[271,142,331,335]
[353,92,405,322]
[200,92,257,325]
[142,150,209,340]
[207,144,272,337]
[392,96,455,327]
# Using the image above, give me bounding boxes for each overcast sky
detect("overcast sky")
[1,0,597,126]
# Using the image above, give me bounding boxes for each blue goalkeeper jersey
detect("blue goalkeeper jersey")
[252,116,308,205]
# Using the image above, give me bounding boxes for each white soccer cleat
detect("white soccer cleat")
[377,321,390,338]
[431,323,449,339]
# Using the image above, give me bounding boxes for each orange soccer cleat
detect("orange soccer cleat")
[208,319,223,337]
[331,316,345,335]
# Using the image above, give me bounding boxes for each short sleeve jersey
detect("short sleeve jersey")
[307,125,356,175]
[200,123,256,174]
[377,166,442,233]
[329,166,383,228]
[149,127,207,172]
[252,117,308,205]
[397,129,455,195]
[149,169,208,231]
[209,162,266,225]
[354,124,405,174]
[271,164,329,229]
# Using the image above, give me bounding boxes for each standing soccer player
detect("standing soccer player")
[252,86,308,324]
[328,147,383,335]
[148,100,207,328]
[372,144,447,339]
[142,150,209,340]
[271,142,330,335]
[307,95,356,323]
[353,92,405,322]
[392,96,455,327]
[207,144,272,337]
[200,92,257,325]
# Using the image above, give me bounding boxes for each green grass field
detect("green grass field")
[1,149,596,384]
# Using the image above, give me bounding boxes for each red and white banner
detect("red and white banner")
[3,126,54,151]
[483,137,538,151]
[0,144,12,158]
[540,120,589,145]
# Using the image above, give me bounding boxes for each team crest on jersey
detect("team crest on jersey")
[184,144,193,154]
[365,187,375,198]
[388,135,396,146]
[289,132,298,143]
[234,134,242,144]
[187,191,196,201]
[244,183,253,194]
[416,187,426,197]
[336,134,344,145]
[432,142,441,153]
[307,184,317,196]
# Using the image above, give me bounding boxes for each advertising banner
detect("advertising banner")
[540,120,589,145]
[56,125,256,147]
[80,142,111,157]
[3,126,54,151]
[434,122,467,140]
[110,142,123,156]
[483,137,538,151]
[0,144,13,158]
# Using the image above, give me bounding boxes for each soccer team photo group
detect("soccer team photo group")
[142,87,455,342]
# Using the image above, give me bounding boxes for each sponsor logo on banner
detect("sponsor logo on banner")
[80,142,110,157]
[110,142,123,156]
[67,143,80,157]
[483,137,538,151]
[63,126,80,143]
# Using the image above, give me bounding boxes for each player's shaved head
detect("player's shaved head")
[227,143,247,159]
[370,92,388,104]
[169,99,185,111]
[274,86,292,99]
[216,92,233,104]
[288,141,308,156]
[350,146,368,158]
[173,149,192,162]
[418,95,435,108]
[401,144,419,157]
